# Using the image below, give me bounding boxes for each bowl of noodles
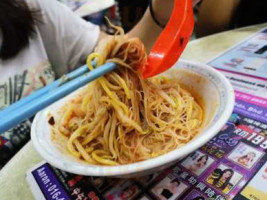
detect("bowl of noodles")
[31,24,234,177]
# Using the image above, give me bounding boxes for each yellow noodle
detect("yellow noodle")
[74,140,96,164]
[91,150,119,165]
[52,20,204,166]
[67,124,89,157]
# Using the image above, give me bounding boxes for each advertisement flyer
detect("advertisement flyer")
[220,71,267,99]
[208,28,267,80]
[26,95,267,200]
[241,162,267,200]
[26,29,267,200]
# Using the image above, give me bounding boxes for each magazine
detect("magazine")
[26,28,267,200]
[208,28,267,80]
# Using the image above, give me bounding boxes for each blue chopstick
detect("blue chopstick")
[0,65,89,118]
[0,62,117,133]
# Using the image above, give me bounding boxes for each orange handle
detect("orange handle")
[141,0,194,78]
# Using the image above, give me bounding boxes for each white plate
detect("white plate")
[31,59,235,177]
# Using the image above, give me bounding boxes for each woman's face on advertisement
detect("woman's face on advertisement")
[196,156,207,167]
[247,152,256,159]
[172,181,180,187]
[222,171,232,179]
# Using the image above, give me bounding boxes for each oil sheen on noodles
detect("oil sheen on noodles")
[50,21,203,166]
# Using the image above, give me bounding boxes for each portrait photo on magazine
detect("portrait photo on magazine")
[206,164,243,194]
[181,151,215,176]
[151,175,189,200]
[227,142,264,169]
[104,180,140,200]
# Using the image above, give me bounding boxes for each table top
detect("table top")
[0,23,266,200]
[74,0,115,18]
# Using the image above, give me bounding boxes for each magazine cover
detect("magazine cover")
[26,29,267,200]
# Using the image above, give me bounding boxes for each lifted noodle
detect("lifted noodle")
[51,20,203,165]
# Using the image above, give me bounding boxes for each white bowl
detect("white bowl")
[31,59,234,177]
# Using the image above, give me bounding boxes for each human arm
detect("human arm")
[26,0,100,76]
[29,0,200,76]
[126,0,201,52]
[196,0,240,37]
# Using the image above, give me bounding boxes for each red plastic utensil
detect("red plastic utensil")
[141,0,195,79]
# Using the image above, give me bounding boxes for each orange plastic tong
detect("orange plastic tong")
[141,0,195,79]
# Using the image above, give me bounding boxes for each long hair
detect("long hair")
[196,155,208,165]
[238,152,256,163]
[214,169,234,190]
[170,178,180,186]
[0,0,36,60]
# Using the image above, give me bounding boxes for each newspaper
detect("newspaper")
[26,28,267,200]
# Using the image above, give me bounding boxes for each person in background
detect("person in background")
[0,0,200,169]
[117,0,149,32]
[196,0,267,37]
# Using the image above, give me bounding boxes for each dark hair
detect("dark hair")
[0,0,36,60]
[214,169,234,190]
[239,152,256,162]
[197,155,208,165]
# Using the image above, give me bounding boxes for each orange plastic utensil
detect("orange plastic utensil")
[141,0,195,79]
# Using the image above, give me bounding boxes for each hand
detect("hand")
[152,0,201,25]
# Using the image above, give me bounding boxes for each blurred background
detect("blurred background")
[59,0,267,38]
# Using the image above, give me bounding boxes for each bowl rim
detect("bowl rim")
[31,59,235,176]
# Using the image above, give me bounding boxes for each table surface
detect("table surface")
[74,0,115,18]
[0,23,266,200]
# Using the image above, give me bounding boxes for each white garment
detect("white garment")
[27,0,100,76]
[0,0,100,109]
[0,0,99,168]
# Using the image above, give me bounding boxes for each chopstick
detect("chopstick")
[0,62,117,133]
[0,65,89,118]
